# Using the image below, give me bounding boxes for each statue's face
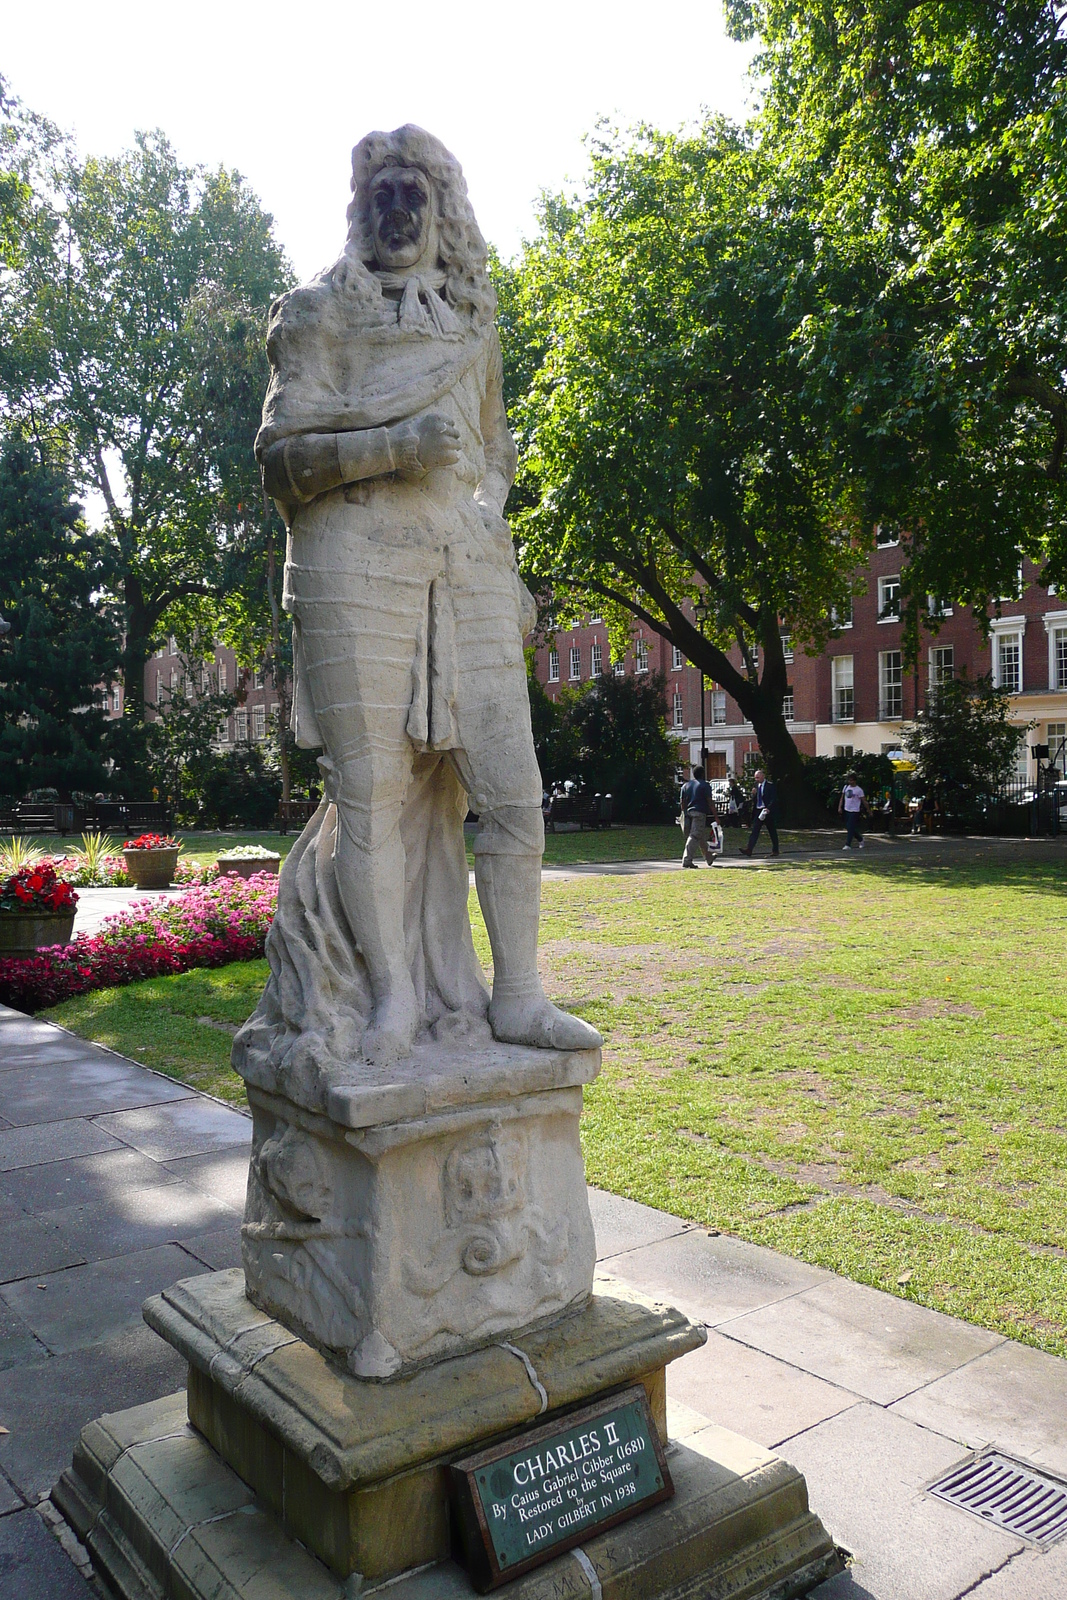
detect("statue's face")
[368,166,434,271]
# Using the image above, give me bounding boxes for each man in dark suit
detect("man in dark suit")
[739,768,779,857]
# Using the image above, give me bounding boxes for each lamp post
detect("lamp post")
[694,597,710,771]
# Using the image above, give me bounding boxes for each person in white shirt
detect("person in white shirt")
[838,773,870,850]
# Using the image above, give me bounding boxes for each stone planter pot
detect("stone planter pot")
[0,911,76,957]
[216,855,280,881]
[123,848,181,890]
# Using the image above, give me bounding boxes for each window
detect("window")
[112,686,120,712]
[832,655,854,722]
[879,650,903,720]
[1048,723,1067,771]
[1000,562,1024,602]
[235,708,248,742]
[927,594,953,618]
[831,598,853,630]
[635,638,648,673]
[218,662,228,694]
[170,667,179,690]
[672,644,684,672]
[711,689,727,725]
[569,646,581,680]
[1044,617,1067,690]
[780,634,793,663]
[218,716,230,744]
[270,703,280,725]
[155,672,162,704]
[673,691,684,728]
[876,526,900,547]
[548,649,559,682]
[588,613,603,624]
[929,645,954,689]
[253,666,265,690]
[169,636,177,655]
[834,744,854,758]
[590,640,602,677]
[995,631,1023,692]
[878,575,901,622]
[252,704,267,740]
[612,658,625,678]
[783,690,795,723]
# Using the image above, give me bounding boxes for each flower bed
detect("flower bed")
[0,871,276,1013]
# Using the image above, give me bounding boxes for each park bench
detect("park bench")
[543,791,614,832]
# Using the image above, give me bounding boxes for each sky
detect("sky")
[2,0,758,280]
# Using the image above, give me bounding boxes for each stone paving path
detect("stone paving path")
[0,1002,1064,1598]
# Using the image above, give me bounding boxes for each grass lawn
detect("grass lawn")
[42,852,1067,1356]
[21,822,686,870]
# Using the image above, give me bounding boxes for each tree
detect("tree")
[726,0,1067,636]
[145,665,236,822]
[903,672,1024,794]
[0,433,121,797]
[0,112,293,730]
[532,669,678,821]
[507,123,859,803]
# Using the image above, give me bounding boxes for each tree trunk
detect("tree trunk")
[122,576,151,722]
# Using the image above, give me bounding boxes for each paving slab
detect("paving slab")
[0,1321,185,1501]
[962,1542,1067,1597]
[0,1118,121,1174]
[0,1302,47,1375]
[785,1404,1023,1600]
[92,1096,251,1161]
[0,1214,84,1285]
[0,1057,192,1127]
[164,1146,250,1210]
[724,1275,1004,1405]
[0,1241,207,1356]
[667,1325,859,1449]
[42,1182,238,1264]
[605,1225,830,1325]
[0,1507,92,1597]
[177,1225,242,1271]
[0,1146,179,1214]
[891,1338,1067,1479]
[588,1186,689,1258]
[0,1037,123,1071]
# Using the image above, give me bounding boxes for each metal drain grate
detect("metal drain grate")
[929,1452,1067,1545]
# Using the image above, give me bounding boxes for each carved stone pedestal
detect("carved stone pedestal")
[240,1041,602,1378]
[54,1270,843,1600]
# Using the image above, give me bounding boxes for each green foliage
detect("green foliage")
[903,672,1025,794]
[0,95,293,717]
[732,0,1067,630]
[146,668,237,821]
[196,746,281,831]
[0,433,121,798]
[505,122,857,792]
[532,670,677,822]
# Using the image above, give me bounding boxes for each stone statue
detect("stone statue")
[234,125,600,1106]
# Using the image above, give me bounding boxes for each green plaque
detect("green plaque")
[450,1385,673,1591]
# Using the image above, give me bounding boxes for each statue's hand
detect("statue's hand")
[389,413,461,479]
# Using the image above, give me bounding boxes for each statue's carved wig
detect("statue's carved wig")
[345,125,496,327]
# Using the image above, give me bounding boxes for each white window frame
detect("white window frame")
[929,644,954,689]
[547,648,559,683]
[830,598,853,630]
[672,691,684,728]
[927,594,953,618]
[218,716,230,744]
[875,525,899,548]
[832,655,855,723]
[569,646,581,680]
[1047,721,1067,771]
[112,686,120,712]
[782,689,795,723]
[879,649,903,721]
[1042,611,1067,690]
[588,613,603,625]
[235,708,249,742]
[878,574,901,623]
[634,639,649,674]
[612,658,625,678]
[780,634,794,663]
[218,662,228,694]
[711,688,727,726]
[253,666,265,690]
[990,616,1025,692]
[252,704,267,741]
[590,639,603,677]
[671,644,684,672]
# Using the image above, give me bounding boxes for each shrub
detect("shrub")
[0,871,275,1012]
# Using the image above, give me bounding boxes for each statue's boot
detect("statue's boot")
[334,817,419,1067]
[476,852,602,1051]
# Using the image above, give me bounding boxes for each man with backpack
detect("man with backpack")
[679,765,721,868]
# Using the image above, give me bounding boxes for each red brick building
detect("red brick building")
[104,638,282,749]
[530,546,1067,780]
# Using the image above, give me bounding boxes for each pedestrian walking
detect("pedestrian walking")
[679,765,720,868]
[739,768,779,857]
[838,771,870,849]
